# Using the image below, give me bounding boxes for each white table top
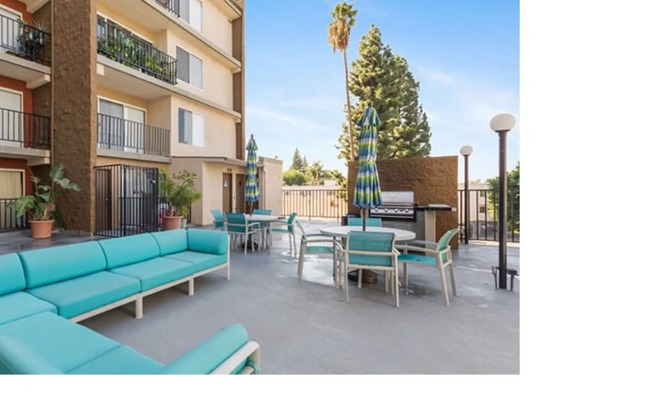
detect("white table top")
[319,226,416,241]
[243,214,282,222]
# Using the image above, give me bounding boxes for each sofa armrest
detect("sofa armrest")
[159,324,259,374]
[0,336,63,374]
[187,229,229,255]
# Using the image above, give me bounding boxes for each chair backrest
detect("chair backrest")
[437,228,460,262]
[225,212,246,232]
[211,209,225,225]
[346,231,395,267]
[253,209,271,215]
[286,212,298,232]
[347,217,382,227]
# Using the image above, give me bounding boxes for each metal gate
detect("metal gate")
[95,164,160,237]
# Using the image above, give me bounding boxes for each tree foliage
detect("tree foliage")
[328,1,358,161]
[336,24,432,161]
[487,162,520,232]
[290,148,308,172]
[283,169,307,186]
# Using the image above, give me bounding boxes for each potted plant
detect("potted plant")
[10,164,80,239]
[160,170,201,230]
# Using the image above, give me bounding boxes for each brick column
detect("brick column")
[52,0,97,233]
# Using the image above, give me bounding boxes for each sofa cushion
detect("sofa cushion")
[26,271,141,319]
[68,346,164,374]
[0,292,57,326]
[164,251,228,275]
[0,336,63,374]
[187,229,229,255]
[151,229,188,256]
[0,253,26,296]
[0,312,119,373]
[110,257,196,292]
[99,233,160,269]
[19,242,107,289]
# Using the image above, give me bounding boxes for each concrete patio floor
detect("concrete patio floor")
[0,219,519,374]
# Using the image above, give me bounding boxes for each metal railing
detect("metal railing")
[458,189,519,243]
[0,198,27,232]
[97,113,170,156]
[0,14,50,64]
[0,108,51,149]
[97,17,177,85]
[95,164,161,237]
[155,0,181,17]
[282,187,347,219]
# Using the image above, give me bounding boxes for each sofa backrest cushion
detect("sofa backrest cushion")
[0,254,26,296]
[151,229,188,256]
[187,229,228,255]
[99,233,160,269]
[19,242,107,289]
[0,336,63,374]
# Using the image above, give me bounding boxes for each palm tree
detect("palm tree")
[328,1,357,162]
[306,161,327,185]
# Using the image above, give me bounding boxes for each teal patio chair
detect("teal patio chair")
[225,212,263,255]
[347,217,382,227]
[211,209,226,230]
[337,231,400,307]
[395,228,460,306]
[296,220,341,285]
[270,212,297,254]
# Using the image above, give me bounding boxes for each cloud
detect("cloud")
[247,106,332,132]
[415,64,456,86]
[276,96,344,111]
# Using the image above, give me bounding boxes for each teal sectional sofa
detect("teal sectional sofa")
[0,228,260,374]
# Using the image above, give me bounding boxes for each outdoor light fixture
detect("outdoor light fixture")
[490,113,516,290]
[459,145,473,245]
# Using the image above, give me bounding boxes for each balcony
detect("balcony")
[97,113,171,158]
[155,0,180,17]
[0,107,50,150]
[0,14,50,65]
[97,17,177,85]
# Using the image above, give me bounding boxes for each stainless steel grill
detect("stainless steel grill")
[369,191,416,220]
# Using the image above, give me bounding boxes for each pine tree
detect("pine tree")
[290,149,304,171]
[336,24,432,161]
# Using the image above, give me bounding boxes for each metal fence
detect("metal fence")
[97,113,170,156]
[95,164,161,237]
[0,198,27,232]
[0,108,51,149]
[458,189,519,243]
[155,0,180,17]
[282,187,347,219]
[0,14,50,64]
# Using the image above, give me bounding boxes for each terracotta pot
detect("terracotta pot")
[29,220,54,239]
[162,215,183,230]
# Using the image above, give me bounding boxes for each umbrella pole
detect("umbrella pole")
[362,208,367,231]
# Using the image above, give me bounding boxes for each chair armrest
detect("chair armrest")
[160,324,259,375]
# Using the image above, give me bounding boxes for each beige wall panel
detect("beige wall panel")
[165,30,233,108]
[260,157,283,214]
[170,96,236,158]
[96,87,149,112]
[203,1,232,54]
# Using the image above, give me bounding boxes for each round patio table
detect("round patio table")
[319,226,416,284]
[243,214,282,251]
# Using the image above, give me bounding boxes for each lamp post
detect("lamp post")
[459,145,473,244]
[490,113,516,290]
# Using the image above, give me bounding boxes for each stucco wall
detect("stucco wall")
[260,157,283,214]
[52,0,97,233]
[348,156,459,247]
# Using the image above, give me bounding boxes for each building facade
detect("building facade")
[1,0,250,233]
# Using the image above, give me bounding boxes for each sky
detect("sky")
[245,0,519,183]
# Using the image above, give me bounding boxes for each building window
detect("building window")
[179,0,202,32]
[0,169,23,198]
[176,46,203,88]
[479,205,486,214]
[98,98,146,153]
[178,108,204,147]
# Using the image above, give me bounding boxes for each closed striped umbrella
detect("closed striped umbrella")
[353,104,382,230]
[245,135,260,211]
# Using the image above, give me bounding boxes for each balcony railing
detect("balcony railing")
[155,0,181,17]
[0,108,51,150]
[0,14,50,64]
[97,17,177,85]
[0,198,27,232]
[97,113,170,157]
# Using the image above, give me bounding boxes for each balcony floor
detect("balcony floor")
[0,218,519,375]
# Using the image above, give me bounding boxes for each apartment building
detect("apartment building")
[1,0,250,234]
